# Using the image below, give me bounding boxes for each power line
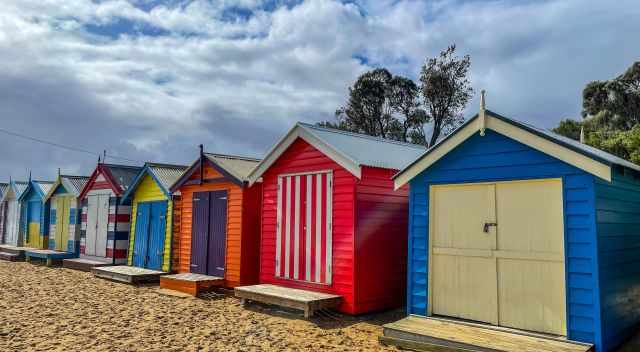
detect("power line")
[0,127,143,164]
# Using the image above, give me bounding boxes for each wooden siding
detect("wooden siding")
[354,166,408,314]
[174,164,248,287]
[595,168,640,351]
[21,188,49,249]
[259,138,358,314]
[240,180,261,286]
[171,195,181,272]
[127,174,172,271]
[407,130,602,348]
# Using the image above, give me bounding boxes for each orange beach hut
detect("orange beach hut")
[160,150,262,295]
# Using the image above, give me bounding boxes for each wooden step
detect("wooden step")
[381,316,593,352]
[92,266,167,284]
[0,245,27,257]
[0,251,23,261]
[234,284,341,318]
[25,249,76,267]
[63,258,112,272]
[160,273,224,296]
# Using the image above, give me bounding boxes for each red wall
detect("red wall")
[354,166,408,314]
[259,138,358,313]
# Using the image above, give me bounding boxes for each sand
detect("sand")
[0,261,401,352]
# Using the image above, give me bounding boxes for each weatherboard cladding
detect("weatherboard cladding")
[20,181,54,249]
[0,183,7,243]
[46,176,89,254]
[1,182,27,247]
[405,125,640,352]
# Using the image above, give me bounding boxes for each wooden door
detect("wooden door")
[85,195,99,255]
[95,195,109,257]
[207,190,227,277]
[495,180,566,335]
[27,200,41,248]
[276,172,333,284]
[430,183,498,324]
[429,179,566,335]
[190,192,210,275]
[6,201,19,246]
[132,202,151,268]
[146,201,167,270]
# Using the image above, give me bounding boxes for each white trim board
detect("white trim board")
[393,112,612,189]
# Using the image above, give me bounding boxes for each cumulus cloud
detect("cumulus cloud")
[0,0,638,180]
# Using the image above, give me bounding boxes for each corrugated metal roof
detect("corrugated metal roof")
[34,180,55,197]
[103,164,143,191]
[298,123,427,170]
[61,175,90,196]
[204,153,261,181]
[13,181,29,198]
[147,163,189,193]
[0,183,8,198]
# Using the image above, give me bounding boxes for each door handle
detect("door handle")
[483,222,497,233]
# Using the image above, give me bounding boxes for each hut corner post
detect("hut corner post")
[112,200,118,265]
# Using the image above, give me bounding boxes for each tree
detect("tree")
[554,61,640,162]
[328,68,427,144]
[419,44,473,147]
[321,45,473,147]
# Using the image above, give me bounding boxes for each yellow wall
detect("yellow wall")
[127,173,173,272]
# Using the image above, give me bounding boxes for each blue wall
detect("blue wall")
[406,130,603,349]
[595,168,640,350]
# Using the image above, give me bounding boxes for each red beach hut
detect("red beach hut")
[235,123,426,316]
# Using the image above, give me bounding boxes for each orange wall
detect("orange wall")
[174,163,259,287]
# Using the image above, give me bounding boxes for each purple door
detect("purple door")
[190,190,227,277]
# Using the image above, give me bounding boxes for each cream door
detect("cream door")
[495,179,566,335]
[431,183,498,325]
[430,179,566,336]
[95,194,109,257]
[85,195,99,256]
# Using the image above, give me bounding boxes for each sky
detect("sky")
[0,0,638,181]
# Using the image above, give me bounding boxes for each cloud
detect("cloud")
[0,0,638,181]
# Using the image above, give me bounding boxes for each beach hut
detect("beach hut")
[386,103,640,352]
[43,173,89,254]
[19,180,54,249]
[160,151,261,295]
[234,122,426,316]
[0,181,29,260]
[119,163,188,272]
[63,163,141,271]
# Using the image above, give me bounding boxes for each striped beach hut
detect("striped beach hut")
[0,181,28,247]
[43,173,89,254]
[19,180,54,249]
[74,163,141,266]
[387,104,640,352]
[121,163,188,272]
[235,122,426,316]
[160,151,261,295]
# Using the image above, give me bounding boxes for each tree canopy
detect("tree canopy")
[321,45,473,147]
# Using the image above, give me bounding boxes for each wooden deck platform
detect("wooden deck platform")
[234,284,341,318]
[160,273,224,296]
[63,256,112,272]
[380,316,594,352]
[24,249,76,267]
[0,245,27,261]
[92,266,167,284]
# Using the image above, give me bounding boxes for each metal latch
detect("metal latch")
[483,222,497,233]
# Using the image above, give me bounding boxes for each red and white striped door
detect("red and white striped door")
[276,171,333,285]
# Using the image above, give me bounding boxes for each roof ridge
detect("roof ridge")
[61,175,90,179]
[204,152,261,162]
[146,162,188,169]
[103,163,142,169]
[298,122,427,150]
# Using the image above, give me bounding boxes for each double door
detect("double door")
[190,191,228,277]
[54,196,72,251]
[430,179,566,335]
[132,201,167,270]
[5,201,19,246]
[85,194,109,257]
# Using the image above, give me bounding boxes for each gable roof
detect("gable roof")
[393,109,638,189]
[247,122,427,183]
[121,162,188,201]
[18,180,55,202]
[43,175,90,202]
[79,163,143,200]
[171,153,261,191]
[0,181,29,203]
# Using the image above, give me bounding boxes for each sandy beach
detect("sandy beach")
[0,261,401,352]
